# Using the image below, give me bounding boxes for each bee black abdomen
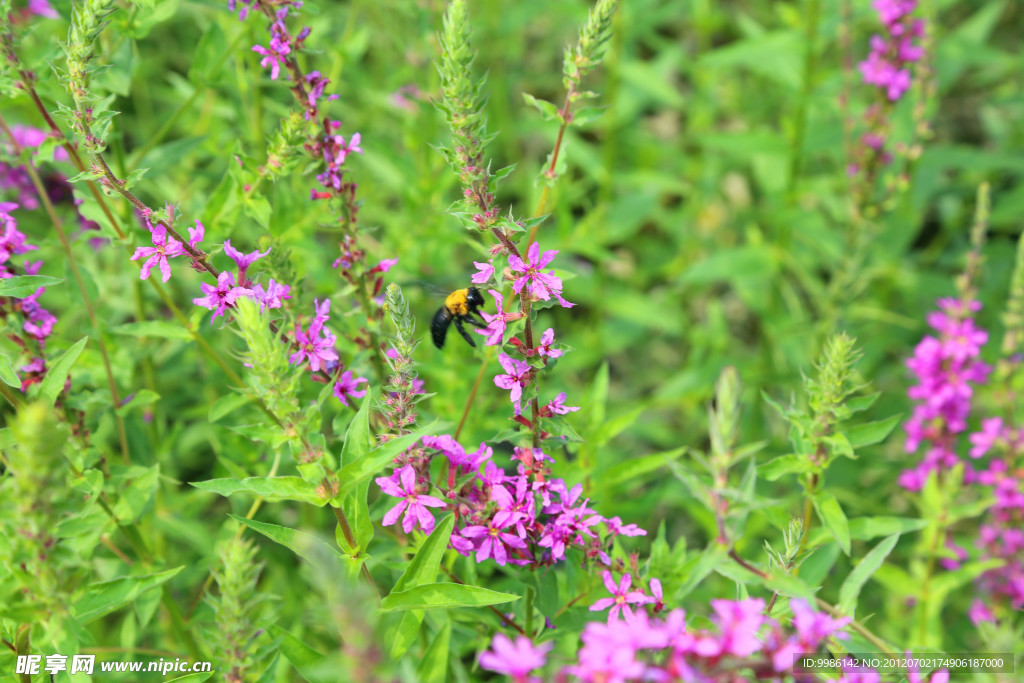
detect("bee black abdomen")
[431,306,453,348]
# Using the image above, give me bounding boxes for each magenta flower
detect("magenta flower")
[543,392,580,416]
[471,260,494,284]
[223,239,270,283]
[131,223,184,282]
[288,317,338,373]
[333,370,368,407]
[969,417,1005,458]
[693,598,765,658]
[188,220,205,249]
[193,271,253,322]
[508,241,574,308]
[368,257,398,274]
[494,352,530,404]
[479,633,551,679]
[590,571,652,623]
[460,517,529,566]
[27,0,59,18]
[335,133,363,165]
[603,516,646,537]
[536,328,562,358]
[251,278,291,312]
[375,464,446,534]
[476,289,518,346]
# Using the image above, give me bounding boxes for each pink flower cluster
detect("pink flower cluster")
[901,297,1024,618]
[375,435,645,568]
[477,598,944,683]
[251,4,309,81]
[858,0,925,102]
[0,202,57,391]
[899,298,990,491]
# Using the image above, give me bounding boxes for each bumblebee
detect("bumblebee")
[432,287,487,348]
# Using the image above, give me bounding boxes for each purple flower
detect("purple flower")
[375,464,446,534]
[543,392,580,416]
[288,316,338,373]
[250,278,291,312]
[476,289,517,346]
[494,352,530,404]
[858,2,924,101]
[693,598,765,658]
[969,417,1004,459]
[188,220,205,249]
[27,0,59,17]
[603,516,646,537]
[334,133,363,165]
[471,260,494,284]
[131,223,185,282]
[536,328,562,358]
[460,517,529,566]
[193,271,253,322]
[333,370,368,407]
[223,239,270,283]
[590,571,652,623]
[508,241,574,308]
[478,633,551,679]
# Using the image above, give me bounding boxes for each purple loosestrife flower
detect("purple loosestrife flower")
[0,205,36,264]
[333,370,368,407]
[693,598,766,658]
[335,133,362,164]
[858,0,925,102]
[508,241,574,308]
[900,299,991,490]
[303,71,338,120]
[536,328,562,358]
[460,517,529,566]
[375,464,446,534]
[250,278,291,312]
[590,571,652,623]
[494,352,530,404]
[541,391,581,416]
[193,271,253,323]
[252,10,294,80]
[471,260,494,284]
[188,220,205,249]
[131,223,185,282]
[476,289,518,346]
[288,316,338,373]
[223,239,270,284]
[478,634,551,680]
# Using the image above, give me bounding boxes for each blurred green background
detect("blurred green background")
[4,0,1024,673]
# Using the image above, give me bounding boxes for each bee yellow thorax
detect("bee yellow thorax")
[445,289,470,315]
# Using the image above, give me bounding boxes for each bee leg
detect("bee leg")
[454,317,478,347]
[466,313,489,329]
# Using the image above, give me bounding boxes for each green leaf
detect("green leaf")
[675,544,727,599]
[0,354,20,388]
[849,516,926,540]
[417,621,451,683]
[334,421,444,500]
[39,337,88,406]
[269,625,329,683]
[196,477,327,506]
[385,611,424,660]
[596,447,687,488]
[341,393,373,467]
[379,583,520,612]
[764,571,817,602]
[845,392,880,414]
[845,415,901,449]
[112,465,161,522]
[393,514,455,593]
[166,674,213,683]
[759,454,812,481]
[522,92,561,121]
[838,534,899,617]
[0,275,63,298]
[230,515,350,571]
[813,491,851,555]
[73,567,184,623]
[111,321,193,340]
[209,392,253,422]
